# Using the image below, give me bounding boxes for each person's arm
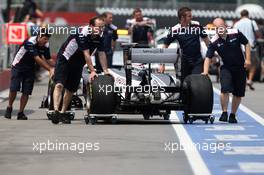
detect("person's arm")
[98,51,109,74]
[97,36,109,74]
[244,43,251,69]
[40,55,55,67]
[252,20,262,39]
[159,29,176,73]
[75,29,98,80]
[47,58,56,67]
[238,31,251,69]
[43,46,56,67]
[83,49,97,81]
[202,58,211,75]
[202,42,216,75]
[159,44,169,72]
[83,49,95,72]
[125,19,133,35]
[112,40,116,51]
[34,55,54,77]
[34,55,52,71]
[112,29,118,51]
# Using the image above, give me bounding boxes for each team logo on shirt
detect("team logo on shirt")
[217,43,223,47]
[229,38,237,43]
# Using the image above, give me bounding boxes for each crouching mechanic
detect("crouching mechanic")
[4,28,54,120]
[51,16,109,124]
[203,18,251,123]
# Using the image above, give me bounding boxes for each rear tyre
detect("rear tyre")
[183,74,213,116]
[90,75,116,114]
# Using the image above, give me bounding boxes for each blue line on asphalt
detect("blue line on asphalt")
[176,92,264,175]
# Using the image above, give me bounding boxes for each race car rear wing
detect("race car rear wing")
[131,48,179,63]
[121,44,181,100]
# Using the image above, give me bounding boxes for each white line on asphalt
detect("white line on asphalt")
[226,162,264,173]
[223,146,264,155]
[212,134,264,141]
[170,111,211,175]
[167,87,263,175]
[238,162,264,173]
[213,87,264,126]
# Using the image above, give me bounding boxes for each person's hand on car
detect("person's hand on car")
[104,69,114,79]
[89,71,98,81]
[201,71,209,76]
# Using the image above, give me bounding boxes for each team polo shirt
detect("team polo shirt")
[12,36,51,71]
[206,28,248,68]
[164,21,208,64]
[58,25,105,61]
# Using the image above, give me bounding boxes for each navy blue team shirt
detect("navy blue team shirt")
[164,21,208,64]
[206,28,248,68]
[12,36,51,71]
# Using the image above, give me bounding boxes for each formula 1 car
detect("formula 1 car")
[84,43,214,124]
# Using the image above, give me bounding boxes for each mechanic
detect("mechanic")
[234,9,262,90]
[95,12,118,71]
[159,7,210,82]
[203,18,251,123]
[4,28,54,120]
[125,8,154,45]
[51,16,109,124]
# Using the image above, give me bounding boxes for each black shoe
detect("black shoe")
[219,112,228,122]
[61,113,71,124]
[247,82,255,90]
[229,113,238,123]
[4,107,12,119]
[51,110,60,124]
[17,112,28,120]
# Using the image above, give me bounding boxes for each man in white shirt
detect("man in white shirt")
[234,9,261,90]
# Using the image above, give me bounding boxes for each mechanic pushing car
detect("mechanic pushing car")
[51,16,109,124]
[4,28,54,120]
[203,18,251,123]
[159,7,210,81]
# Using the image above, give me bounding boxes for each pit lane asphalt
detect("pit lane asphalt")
[1,77,264,175]
[0,77,193,175]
